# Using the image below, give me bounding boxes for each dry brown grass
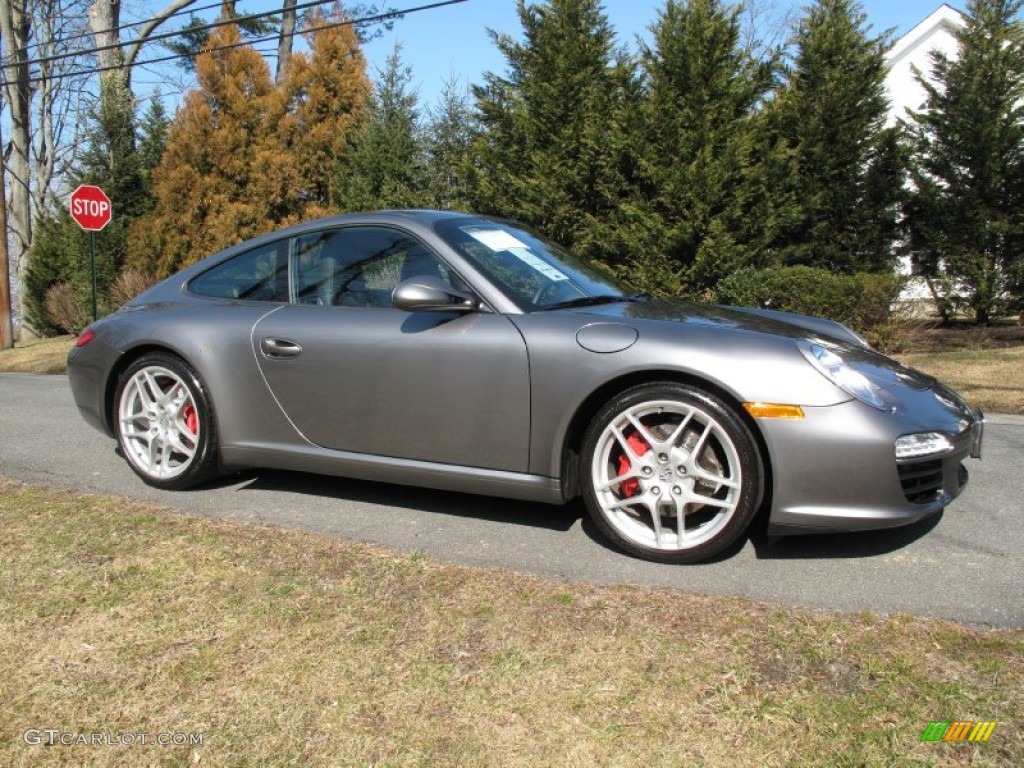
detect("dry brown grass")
[1,478,1022,767]
[0,335,75,375]
[896,347,1024,415]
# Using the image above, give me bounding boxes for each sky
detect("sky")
[125,1,957,109]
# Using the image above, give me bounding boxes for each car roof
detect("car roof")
[183,210,471,260]
[301,208,476,228]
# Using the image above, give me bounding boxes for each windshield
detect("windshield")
[433,217,630,311]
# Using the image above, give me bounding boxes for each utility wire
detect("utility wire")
[29,0,407,69]
[1,0,466,87]
[17,0,232,55]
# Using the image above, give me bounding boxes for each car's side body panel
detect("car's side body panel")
[509,309,852,480]
[251,304,531,471]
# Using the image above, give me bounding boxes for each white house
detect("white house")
[884,4,966,127]
[884,4,966,304]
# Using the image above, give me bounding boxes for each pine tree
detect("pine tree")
[424,75,476,211]
[24,76,155,331]
[279,7,371,217]
[631,0,785,295]
[472,0,625,258]
[770,0,905,274]
[128,24,287,277]
[138,94,171,188]
[22,210,89,335]
[905,0,1024,324]
[333,44,428,211]
[130,17,369,278]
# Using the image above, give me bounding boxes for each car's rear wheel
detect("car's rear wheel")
[581,382,760,563]
[114,353,219,490]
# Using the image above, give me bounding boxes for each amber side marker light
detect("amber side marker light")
[743,402,805,419]
[74,328,95,347]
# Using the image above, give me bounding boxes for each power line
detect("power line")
[1,0,467,88]
[18,0,232,56]
[30,0,373,68]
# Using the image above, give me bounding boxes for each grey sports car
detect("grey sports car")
[67,210,984,563]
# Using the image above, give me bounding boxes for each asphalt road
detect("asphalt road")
[2,372,1022,628]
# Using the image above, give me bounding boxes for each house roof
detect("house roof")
[885,4,966,69]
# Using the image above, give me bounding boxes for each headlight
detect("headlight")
[799,341,888,410]
[895,432,954,459]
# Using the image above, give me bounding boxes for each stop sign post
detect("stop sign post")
[68,185,112,321]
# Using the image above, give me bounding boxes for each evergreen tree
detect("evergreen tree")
[279,8,370,217]
[630,0,786,295]
[577,57,652,274]
[24,79,157,331]
[472,0,627,259]
[138,94,172,186]
[22,210,90,335]
[334,44,428,211]
[905,0,1024,324]
[770,0,905,274]
[128,24,288,277]
[424,75,476,211]
[131,16,369,277]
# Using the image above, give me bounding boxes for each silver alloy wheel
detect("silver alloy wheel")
[590,399,743,551]
[118,365,200,480]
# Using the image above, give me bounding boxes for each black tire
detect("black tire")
[580,381,761,564]
[113,352,220,490]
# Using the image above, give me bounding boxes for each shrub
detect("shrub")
[109,268,155,308]
[713,265,905,347]
[44,282,87,334]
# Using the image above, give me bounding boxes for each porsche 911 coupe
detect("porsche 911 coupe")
[67,210,984,563]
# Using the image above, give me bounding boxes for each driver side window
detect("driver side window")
[292,227,451,308]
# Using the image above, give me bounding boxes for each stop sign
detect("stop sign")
[69,185,112,231]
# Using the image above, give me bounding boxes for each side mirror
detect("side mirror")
[392,275,479,312]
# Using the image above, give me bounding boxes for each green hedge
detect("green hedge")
[713,265,905,340]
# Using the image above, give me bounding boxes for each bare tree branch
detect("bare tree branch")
[124,0,200,70]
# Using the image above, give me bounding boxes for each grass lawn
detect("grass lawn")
[0,335,74,375]
[1,477,1022,767]
[895,347,1024,415]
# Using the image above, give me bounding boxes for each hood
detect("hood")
[565,297,869,347]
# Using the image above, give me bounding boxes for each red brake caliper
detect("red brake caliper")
[617,430,650,498]
[182,404,198,435]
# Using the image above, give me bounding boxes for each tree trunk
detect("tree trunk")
[86,0,200,170]
[0,117,13,348]
[90,0,201,82]
[276,0,298,83]
[0,0,35,325]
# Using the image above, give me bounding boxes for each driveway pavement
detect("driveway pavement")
[2,372,1021,627]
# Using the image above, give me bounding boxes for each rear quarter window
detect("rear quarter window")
[189,240,290,302]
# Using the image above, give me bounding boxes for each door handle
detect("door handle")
[260,337,303,359]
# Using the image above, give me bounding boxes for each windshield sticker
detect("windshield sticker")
[508,248,569,281]
[464,227,570,282]
[465,227,529,252]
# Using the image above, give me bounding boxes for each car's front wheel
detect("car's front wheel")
[114,352,219,490]
[581,382,761,563]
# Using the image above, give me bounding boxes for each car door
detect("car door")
[251,225,531,473]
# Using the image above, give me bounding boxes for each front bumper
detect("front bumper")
[762,396,983,535]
